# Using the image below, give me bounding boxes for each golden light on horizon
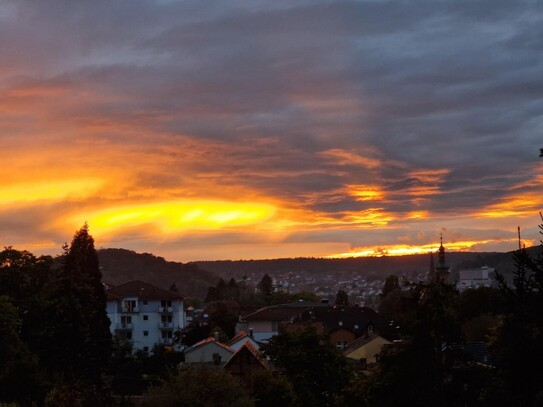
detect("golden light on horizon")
[327,238,515,258]
[67,200,277,235]
[0,178,104,205]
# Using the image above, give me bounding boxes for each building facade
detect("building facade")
[106,280,185,352]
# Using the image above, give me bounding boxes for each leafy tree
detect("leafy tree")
[335,290,349,306]
[0,248,53,354]
[142,366,253,407]
[44,224,112,382]
[0,296,47,406]
[251,370,296,407]
[343,279,462,406]
[263,325,351,407]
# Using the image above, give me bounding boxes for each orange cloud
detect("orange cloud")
[347,185,385,201]
[64,200,277,237]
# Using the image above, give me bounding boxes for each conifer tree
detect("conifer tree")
[45,224,112,383]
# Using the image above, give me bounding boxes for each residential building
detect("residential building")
[106,280,185,352]
[457,266,495,291]
[343,334,392,364]
[184,336,234,365]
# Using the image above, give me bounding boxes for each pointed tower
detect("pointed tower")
[435,233,450,281]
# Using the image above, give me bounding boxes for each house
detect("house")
[227,330,262,352]
[237,301,327,342]
[343,334,392,364]
[223,340,269,389]
[293,305,396,349]
[106,280,185,352]
[456,266,496,291]
[184,336,234,365]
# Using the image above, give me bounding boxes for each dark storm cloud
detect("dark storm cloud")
[1,0,542,258]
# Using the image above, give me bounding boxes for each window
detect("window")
[161,315,172,323]
[143,346,149,352]
[126,332,132,340]
[367,324,374,334]
[143,315,148,321]
[121,316,132,326]
[161,300,172,307]
[336,341,348,350]
[162,330,173,339]
[143,330,149,336]
[142,300,148,305]
[123,300,137,312]
[338,321,343,327]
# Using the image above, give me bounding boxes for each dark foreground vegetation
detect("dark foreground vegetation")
[1,219,543,406]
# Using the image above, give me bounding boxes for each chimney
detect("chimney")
[249,328,254,339]
[213,331,219,341]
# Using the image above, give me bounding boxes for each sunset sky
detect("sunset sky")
[1,0,542,261]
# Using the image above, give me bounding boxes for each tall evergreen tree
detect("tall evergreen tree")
[257,274,273,297]
[45,224,112,383]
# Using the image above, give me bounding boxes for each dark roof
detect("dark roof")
[243,301,328,322]
[296,306,398,340]
[106,280,184,301]
[449,342,493,366]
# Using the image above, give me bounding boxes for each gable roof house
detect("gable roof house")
[106,280,185,352]
[184,336,234,366]
[237,301,328,342]
[223,340,269,390]
[292,305,396,349]
[343,334,393,364]
[227,330,262,352]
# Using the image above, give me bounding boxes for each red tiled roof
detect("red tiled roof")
[106,280,183,301]
[223,340,268,370]
[187,336,233,354]
[228,331,249,345]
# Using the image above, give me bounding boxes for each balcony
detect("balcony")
[160,338,173,345]
[159,306,173,314]
[120,307,139,314]
[159,322,174,329]
[116,323,133,331]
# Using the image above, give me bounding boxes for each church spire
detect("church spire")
[435,233,449,280]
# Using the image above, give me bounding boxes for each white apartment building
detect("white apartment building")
[106,280,185,352]
[456,266,496,291]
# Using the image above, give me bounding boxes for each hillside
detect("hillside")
[97,248,220,298]
[196,246,543,281]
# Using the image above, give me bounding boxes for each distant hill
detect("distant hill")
[97,248,220,298]
[196,246,543,281]
[95,246,542,298]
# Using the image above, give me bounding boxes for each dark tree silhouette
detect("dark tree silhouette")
[263,326,351,407]
[334,290,349,306]
[257,274,273,297]
[45,224,112,383]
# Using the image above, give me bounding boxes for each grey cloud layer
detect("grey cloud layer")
[1,0,542,254]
